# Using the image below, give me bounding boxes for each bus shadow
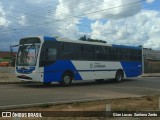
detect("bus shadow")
[71,78,137,87]
[16,78,137,88]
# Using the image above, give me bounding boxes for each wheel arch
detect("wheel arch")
[117,69,124,78]
[63,70,74,80]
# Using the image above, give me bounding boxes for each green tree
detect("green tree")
[79,35,87,41]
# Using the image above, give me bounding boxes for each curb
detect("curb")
[0,81,41,85]
[1,75,160,85]
[0,96,143,110]
[0,82,23,85]
[141,75,160,77]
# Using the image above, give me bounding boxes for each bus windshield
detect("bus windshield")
[17,45,40,66]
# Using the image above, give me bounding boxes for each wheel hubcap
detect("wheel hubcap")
[117,74,122,81]
[64,76,70,83]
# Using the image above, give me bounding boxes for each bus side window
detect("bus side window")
[61,44,64,51]
[81,45,84,52]
[40,48,57,67]
[48,48,57,61]
[44,48,49,60]
[119,48,129,61]
[61,42,78,60]
[96,46,107,61]
[80,45,95,60]
[108,47,118,61]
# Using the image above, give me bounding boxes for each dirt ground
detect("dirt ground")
[0,72,19,83]
[11,96,160,111]
[0,67,160,119]
[2,96,159,120]
[0,67,19,83]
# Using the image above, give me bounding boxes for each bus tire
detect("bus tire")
[115,70,123,82]
[60,72,72,86]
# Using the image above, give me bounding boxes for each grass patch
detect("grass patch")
[0,58,10,62]
[11,95,160,111]
[39,104,51,108]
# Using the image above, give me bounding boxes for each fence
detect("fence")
[144,60,160,73]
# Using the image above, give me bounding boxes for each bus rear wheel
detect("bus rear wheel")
[115,70,123,82]
[60,73,72,86]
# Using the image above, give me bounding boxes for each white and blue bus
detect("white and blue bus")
[15,36,142,86]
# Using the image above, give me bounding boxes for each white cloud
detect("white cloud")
[0,0,59,50]
[54,0,159,45]
[0,3,10,27]
[54,19,80,40]
[54,0,142,40]
[55,0,142,20]
[146,0,154,3]
[90,10,160,49]
[18,14,27,26]
[0,0,159,51]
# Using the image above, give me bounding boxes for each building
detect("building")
[143,48,160,73]
[143,48,160,61]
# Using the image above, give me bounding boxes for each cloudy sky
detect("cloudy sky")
[0,0,160,51]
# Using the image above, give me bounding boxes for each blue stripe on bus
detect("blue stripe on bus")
[43,60,82,83]
[42,69,117,73]
[44,36,57,41]
[78,69,117,72]
[16,66,35,74]
[112,44,142,50]
[43,60,142,82]
[120,61,142,77]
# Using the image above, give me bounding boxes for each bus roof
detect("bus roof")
[112,44,142,50]
[46,36,141,49]
[56,37,112,47]
[24,36,141,50]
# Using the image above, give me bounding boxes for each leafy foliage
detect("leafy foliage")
[79,35,107,43]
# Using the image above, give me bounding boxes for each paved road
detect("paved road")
[0,77,160,109]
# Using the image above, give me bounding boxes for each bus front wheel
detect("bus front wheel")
[60,73,72,86]
[115,70,123,82]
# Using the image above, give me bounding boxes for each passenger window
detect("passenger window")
[47,48,57,61]
[40,48,57,67]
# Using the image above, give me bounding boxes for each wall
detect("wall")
[144,60,160,73]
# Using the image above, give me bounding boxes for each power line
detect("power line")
[2,0,158,23]
[2,0,158,36]
[25,0,146,22]
[3,0,116,24]
[0,0,146,34]
[1,0,112,31]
